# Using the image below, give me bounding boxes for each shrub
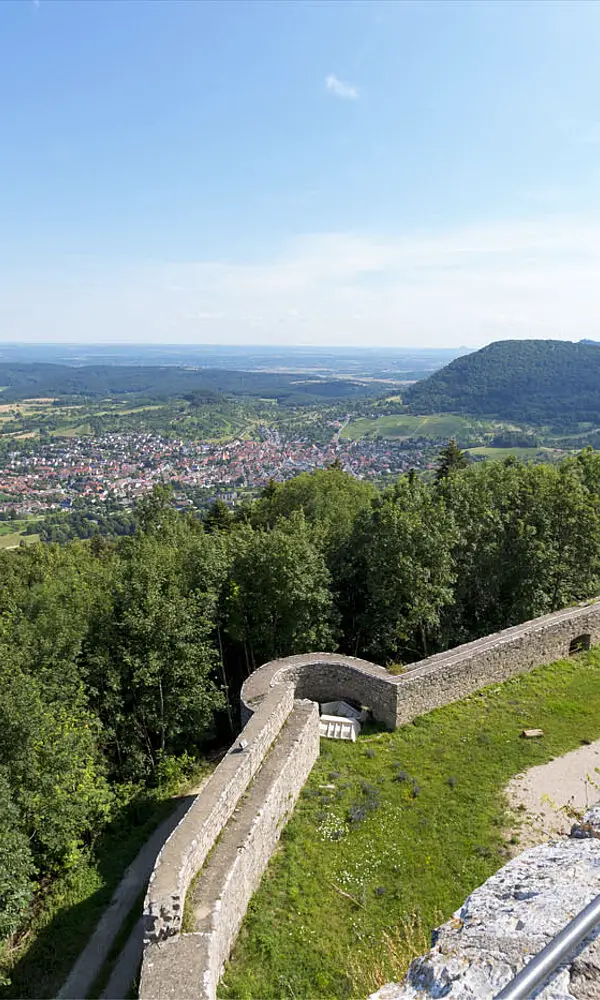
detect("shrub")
[347,803,367,826]
[0,774,35,941]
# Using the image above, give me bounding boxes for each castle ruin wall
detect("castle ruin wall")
[140,597,600,999]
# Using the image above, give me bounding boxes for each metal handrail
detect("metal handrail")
[495,892,600,999]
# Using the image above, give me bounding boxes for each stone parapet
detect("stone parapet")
[140,701,319,1000]
[393,598,600,725]
[241,598,600,731]
[241,650,398,728]
[369,838,600,999]
[140,596,600,999]
[143,684,294,945]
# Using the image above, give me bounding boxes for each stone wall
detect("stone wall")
[241,598,600,729]
[241,651,398,728]
[140,597,600,999]
[393,598,600,725]
[140,702,319,1000]
[143,685,294,945]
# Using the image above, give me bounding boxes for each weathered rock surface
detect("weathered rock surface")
[369,839,600,1000]
[571,805,600,841]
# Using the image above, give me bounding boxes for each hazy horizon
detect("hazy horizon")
[0,340,472,352]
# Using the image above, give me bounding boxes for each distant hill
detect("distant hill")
[0,363,382,405]
[405,340,600,425]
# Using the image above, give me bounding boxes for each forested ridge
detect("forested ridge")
[3,448,600,977]
[406,339,600,425]
[0,362,379,405]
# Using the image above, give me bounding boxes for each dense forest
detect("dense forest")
[0,363,381,405]
[24,505,136,544]
[405,339,600,426]
[3,447,600,963]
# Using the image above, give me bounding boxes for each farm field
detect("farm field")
[49,423,92,438]
[341,413,480,441]
[0,519,31,536]
[0,398,85,435]
[467,446,565,461]
[0,531,39,549]
[221,651,600,1000]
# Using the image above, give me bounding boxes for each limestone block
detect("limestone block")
[369,840,600,1000]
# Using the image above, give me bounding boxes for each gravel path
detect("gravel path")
[506,737,600,849]
[57,781,207,1000]
[100,918,144,1000]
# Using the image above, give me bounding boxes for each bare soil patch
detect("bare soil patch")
[506,738,600,850]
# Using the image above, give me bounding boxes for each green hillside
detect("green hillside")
[5,456,600,993]
[405,340,600,425]
[0,363,381,406]
[341,413,476,441]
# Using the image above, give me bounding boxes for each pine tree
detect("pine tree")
[435,438,469,481]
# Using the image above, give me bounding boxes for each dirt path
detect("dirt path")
[57,779,208,1000]
[506,738,600,851]
[100,919,144,1000]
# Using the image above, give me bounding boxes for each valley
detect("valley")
[3,338,600,997]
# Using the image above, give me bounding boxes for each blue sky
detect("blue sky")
[2,0,600,347]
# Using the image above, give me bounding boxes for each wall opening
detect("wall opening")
[569,634,591,655]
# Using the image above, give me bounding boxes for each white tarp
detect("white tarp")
[319,699,367,722]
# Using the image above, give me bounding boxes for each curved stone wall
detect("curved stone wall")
[140,597,600,1000]
[242,598,600,730]
[241,651,398,727]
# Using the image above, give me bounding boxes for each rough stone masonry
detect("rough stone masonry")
[140,597,600,1000]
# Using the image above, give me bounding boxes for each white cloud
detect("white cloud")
[4,216,600,347]
[325,74,359,101]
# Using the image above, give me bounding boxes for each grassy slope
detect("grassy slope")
[0,520,32,536]
[221,650,600,1000]
[467,446,544,460]
[0,532,39,549]
[341,413,476,441]
[467,446,571,462]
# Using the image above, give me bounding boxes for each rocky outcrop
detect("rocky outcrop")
[370,812,600,1000]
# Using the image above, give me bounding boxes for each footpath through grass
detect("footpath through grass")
[0,800,174,999]
[0,531,39,549]
[220,650,600,1000]
[0,765,212,999]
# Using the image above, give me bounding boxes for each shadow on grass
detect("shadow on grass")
[1,790,197,1000]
